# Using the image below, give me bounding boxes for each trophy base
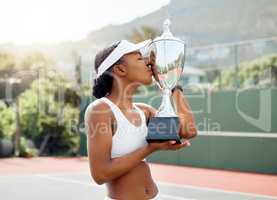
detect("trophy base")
[146,117,181,144]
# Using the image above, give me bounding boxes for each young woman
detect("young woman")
[85,40,197,200]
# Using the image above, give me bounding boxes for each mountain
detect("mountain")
[84,0,277,46]
[1,0,277,80]
[68,0,277,77]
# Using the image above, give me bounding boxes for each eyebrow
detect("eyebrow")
[133,51,142,56]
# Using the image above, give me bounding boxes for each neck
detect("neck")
[107,79,139,109]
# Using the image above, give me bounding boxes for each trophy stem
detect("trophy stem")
[156,89,177,117]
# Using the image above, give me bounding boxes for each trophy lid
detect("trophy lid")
[153,19,184,43]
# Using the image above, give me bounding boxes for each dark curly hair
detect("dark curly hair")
[92,42,122,99]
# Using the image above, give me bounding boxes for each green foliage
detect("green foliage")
[0,102,15,139]
[19,75,80,156]
[0,50,54,101]
[0,51,53,76]
[0,52,16,74]
[213,54,277,89]
[19,136,38,157]
[20,51,54,71]
[81,83,92,97]
[0,50,82,156]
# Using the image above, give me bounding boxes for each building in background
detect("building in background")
[180,65,206,85]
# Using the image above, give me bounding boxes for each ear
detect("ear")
[112,64,127,77]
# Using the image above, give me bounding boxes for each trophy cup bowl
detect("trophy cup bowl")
[145,19,186,144]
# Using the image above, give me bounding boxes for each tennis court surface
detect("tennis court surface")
[1,157,277,200]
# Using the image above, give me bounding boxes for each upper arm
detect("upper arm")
[134,102,157,124]
[84,102,113,180]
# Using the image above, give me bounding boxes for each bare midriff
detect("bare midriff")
[106,161,158,200]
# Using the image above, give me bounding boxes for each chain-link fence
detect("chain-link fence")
[181,37,277,91]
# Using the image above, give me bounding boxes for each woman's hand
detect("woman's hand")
[147,140,191,152]
[171,87,198,139]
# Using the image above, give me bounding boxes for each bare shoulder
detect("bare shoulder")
[134,102,157,120]
[84,100,113,135]
[85,100,114,172]
[85,99,109,118]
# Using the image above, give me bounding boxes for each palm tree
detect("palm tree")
[128,26,160,43]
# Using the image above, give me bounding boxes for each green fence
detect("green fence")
[134,88,277,133]
[79,88,277,174]
[147,135,277,174]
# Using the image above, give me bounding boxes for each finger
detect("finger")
[170,140,176,145]
[170,140,191,150]
[163,140,176,145]
[171,140,189,146]
[161,141,176,149]
[184,140,191,146]
[181,140,191,147]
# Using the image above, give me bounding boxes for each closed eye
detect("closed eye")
[134,52,144,60]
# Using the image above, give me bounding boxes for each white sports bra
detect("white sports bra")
[86,97,148,159]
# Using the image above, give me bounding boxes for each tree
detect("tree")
[19,74,80,156]
[0,51,54,101]
[213,53,277,89]
[127,26,160,43]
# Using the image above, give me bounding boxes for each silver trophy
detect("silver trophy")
[146,19,186,144]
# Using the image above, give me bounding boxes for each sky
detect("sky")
[0,0,170,45]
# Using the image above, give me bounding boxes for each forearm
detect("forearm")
[172,89,197,139]
[99,144,155,183]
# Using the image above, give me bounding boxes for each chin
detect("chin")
[135,74,153,85]
[144,77,153,85]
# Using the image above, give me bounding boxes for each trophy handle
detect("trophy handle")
[156,89,177,117]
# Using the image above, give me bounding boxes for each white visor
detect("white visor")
[96,39,151,78]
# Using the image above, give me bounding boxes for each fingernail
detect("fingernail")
[171,141,176,144]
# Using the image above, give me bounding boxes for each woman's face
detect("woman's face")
[121,51,153,85]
